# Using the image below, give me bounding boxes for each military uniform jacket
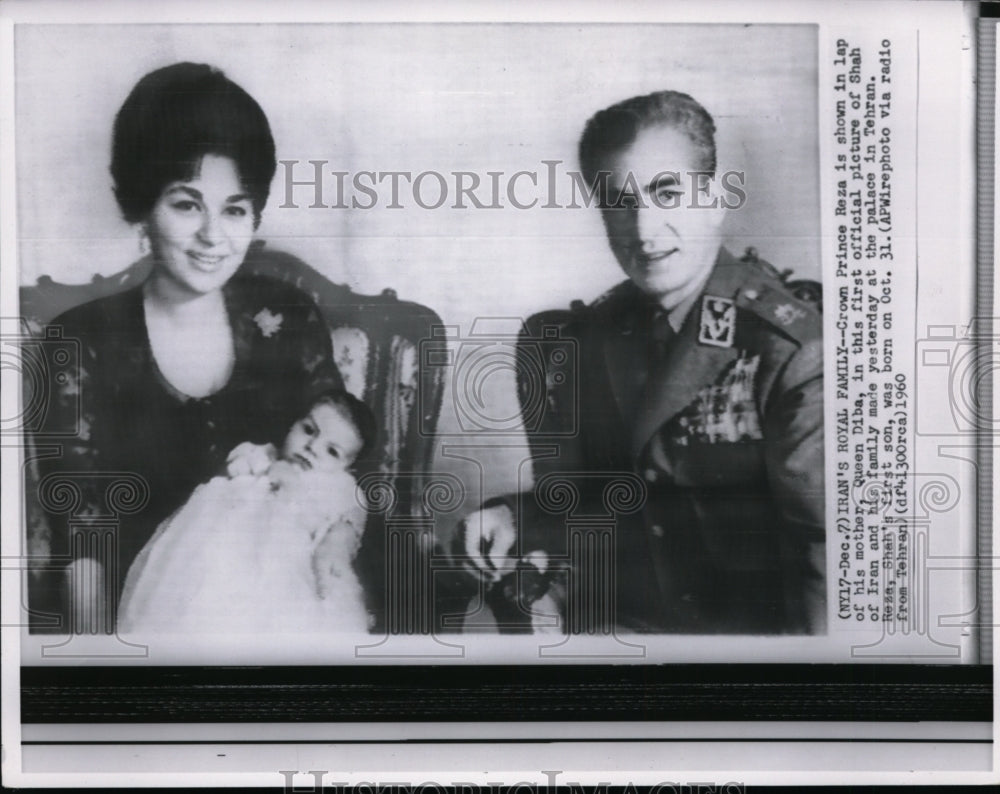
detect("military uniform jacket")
[513,248,826,635]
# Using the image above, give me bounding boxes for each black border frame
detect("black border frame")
[20,664,991,723]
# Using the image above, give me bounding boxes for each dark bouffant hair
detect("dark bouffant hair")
[110,62,276,227]
[578,90,717,195]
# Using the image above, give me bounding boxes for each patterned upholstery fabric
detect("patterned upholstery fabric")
[19,241,444,632]
[239,243,442,488]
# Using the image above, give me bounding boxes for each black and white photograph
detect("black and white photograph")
[12,20,831,654]
[0,0,991,786]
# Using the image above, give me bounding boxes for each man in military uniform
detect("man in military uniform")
[463,90,825,634]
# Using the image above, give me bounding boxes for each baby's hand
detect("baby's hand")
[226,442,277,477]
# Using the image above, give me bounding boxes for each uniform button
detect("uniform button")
[744,289,759,300]
[650,523,664,538]
[643,468,658,483]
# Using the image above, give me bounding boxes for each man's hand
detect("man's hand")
[226,442,277,477]
[459,502,517,582]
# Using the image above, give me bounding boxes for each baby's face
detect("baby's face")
[280,403,362,474]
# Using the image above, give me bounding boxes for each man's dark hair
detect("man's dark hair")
[111,62,276,228]
[312,389,378,467]
[578,90,717,193]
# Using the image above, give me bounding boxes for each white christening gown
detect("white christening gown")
[118,462,370,634]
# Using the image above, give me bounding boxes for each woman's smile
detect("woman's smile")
[188,251,228,267]
[146,154,255,297]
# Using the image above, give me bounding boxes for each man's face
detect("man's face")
[601,124,726,311]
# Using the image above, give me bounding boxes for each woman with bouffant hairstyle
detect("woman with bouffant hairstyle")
[37,62,344,631]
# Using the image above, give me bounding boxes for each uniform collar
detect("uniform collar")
[665,278,705,334]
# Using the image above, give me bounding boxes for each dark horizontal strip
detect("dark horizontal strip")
[21,738,994,746]
[20,664,991,723]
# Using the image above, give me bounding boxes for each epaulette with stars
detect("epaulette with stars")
[732,247,822,344]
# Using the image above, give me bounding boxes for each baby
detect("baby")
[118,390,377,635]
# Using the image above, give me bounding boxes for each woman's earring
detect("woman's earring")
[138,226,150,256]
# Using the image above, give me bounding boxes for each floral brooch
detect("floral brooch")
[253,308,284,338]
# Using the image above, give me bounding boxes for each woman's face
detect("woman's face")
[145,154,256,296]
